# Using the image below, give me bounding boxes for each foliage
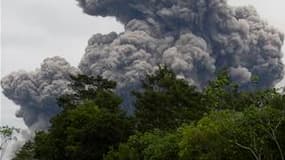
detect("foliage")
[233,107,285,160]
[0,126,14,138]
[104,130,180,160]
[15,69,285,160]
[178,110,241,160]
[58,74,121,111]
[202,70,285,112]
[13,141,36,160]
[29,74,134,160]
[134,66,204,131]
[106,108,285,160]
[202,70,240,110]
[34,101,133,160]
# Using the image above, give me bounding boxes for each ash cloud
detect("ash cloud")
[78,0,284,88]
[1,0,284,130]
[1,57,79,130]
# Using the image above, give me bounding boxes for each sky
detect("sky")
[1,0,285,130]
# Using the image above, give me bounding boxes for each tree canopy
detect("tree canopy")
[13,68,285,160]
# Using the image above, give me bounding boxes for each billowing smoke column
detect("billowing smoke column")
[1,57,79,130]
[77,0,284,88]
[1,0,284,130]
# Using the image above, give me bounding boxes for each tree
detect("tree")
[34,101,134,160]
[134,66,204,131]
[16,70,285,160]
[179,110,244,160]
[13,141,36,160]
[31,74,134,160]
[58,74,121,111]
[179,107,285,160]
[104,130,180,160]
[233,107,285,160]
[202,70,284,112]
[106,106,285,160]
[202,70,240,110]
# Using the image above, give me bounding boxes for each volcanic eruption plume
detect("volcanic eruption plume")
[1,57,79,130]
[1,0,284,130]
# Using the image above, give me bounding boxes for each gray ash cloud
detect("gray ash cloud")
[77,0,284,88]
[1,0,284,129]
[1,57,79,130]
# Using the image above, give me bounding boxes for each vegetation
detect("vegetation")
[13,68,285,160]
[13,141,36,160]
[134,66,204,131]
[32,75,133,160]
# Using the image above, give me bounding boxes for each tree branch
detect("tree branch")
[235,142,260,160]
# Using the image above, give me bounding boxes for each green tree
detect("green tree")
[105,111,241,160]
[202,70,239,110]
[31,75,134,160]
[134,66,204,131]
[233,107,285,160]
[34,101,133,160]
[105,130,180,160]
[58,74,121,111]
[178,110,244,160]
[16,70,285,160]
[13,141,36,160]
[179,107,285,160]
[106,107,285,160]
[202,70,284,112]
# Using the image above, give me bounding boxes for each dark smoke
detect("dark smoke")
[1,0,284,130]
[1,57,79,130]
[77,0,284,87]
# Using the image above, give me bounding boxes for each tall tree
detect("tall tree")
[34,101,134,160]
[134,66,204,131]
[32,75,134,160]
[58,74,121,111]
[13,141,36,160]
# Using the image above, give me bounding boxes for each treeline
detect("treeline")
[13,67,285,160]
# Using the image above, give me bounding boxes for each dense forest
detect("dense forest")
[11,67,285,160]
